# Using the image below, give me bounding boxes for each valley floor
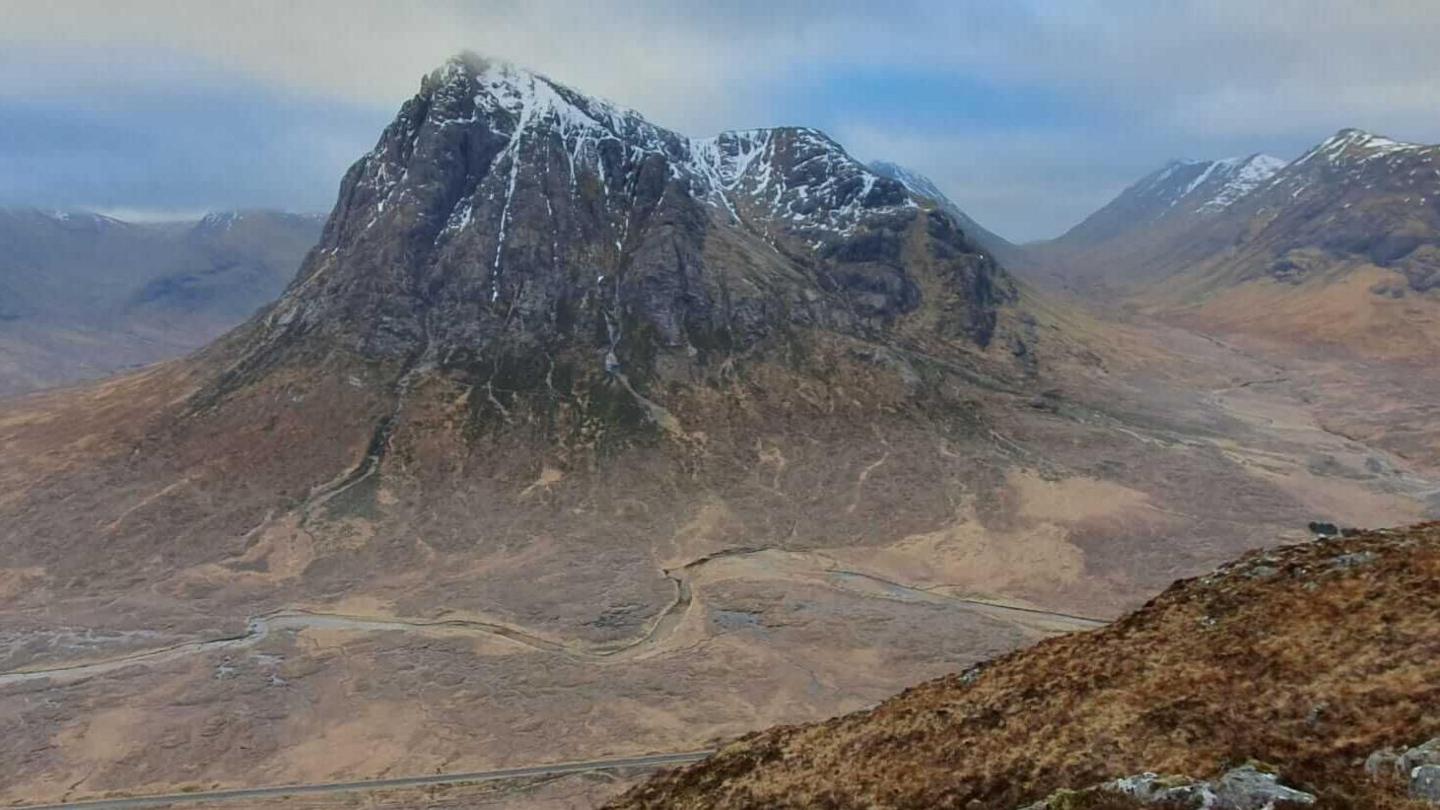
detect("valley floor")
[1,307,1435,808]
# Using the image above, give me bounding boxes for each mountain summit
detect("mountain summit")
[220,53,1017,402]
[1028,126,1440,358]
[868,160,1030,271]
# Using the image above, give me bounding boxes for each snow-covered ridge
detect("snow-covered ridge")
[1194,153,1288,211]
[1253,128,1440,205]
[374,54,913,237]
[1127,154,1286,215]
[1297,128,1431,165]
[869,161,947,204]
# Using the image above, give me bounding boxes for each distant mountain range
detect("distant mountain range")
[0,208,321,395]
[1026,152,1287,289]
[1024,129,1440,359]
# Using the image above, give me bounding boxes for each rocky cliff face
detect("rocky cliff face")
[217,54,1016,403]
[868,160,1031,272]
[0,53,1040,650]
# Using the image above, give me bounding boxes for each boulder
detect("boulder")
[1021,766,1314,810]
[1400,739,1440,776]
[1364,747,1401,779]
[1412,765,1440,802]
[1212,765,1316,810]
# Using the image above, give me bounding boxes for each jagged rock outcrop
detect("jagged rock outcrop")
[1414,766,1440,802]
[1367,738,1440,803]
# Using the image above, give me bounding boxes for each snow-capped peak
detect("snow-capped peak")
[869,161,944,202]
[1299,128,1423,165]
[1128,153,1286,214]
[404,54,914,237]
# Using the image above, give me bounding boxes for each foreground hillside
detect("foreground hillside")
[614,523,1440,809]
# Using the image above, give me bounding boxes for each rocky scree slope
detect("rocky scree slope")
[611,523,1440,809]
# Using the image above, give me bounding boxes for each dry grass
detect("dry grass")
[611,524,1440,809]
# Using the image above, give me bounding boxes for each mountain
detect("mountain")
[1028,129,1440,362]
[2,56,1434,807]
[1166,130,1440,293]
[0,208,322,395]
[612,523,1440,809]
[1029,153,1286,290]
[1134,130,1440,359]
[868,160,1031,271]
[218,58,1018,388]
[3,50,1041,622]
[1054,153,1287,248]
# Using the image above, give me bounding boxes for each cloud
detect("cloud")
[4,1,1440,236]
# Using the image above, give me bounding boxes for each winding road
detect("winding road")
[0,547,1106,688]
[13,751,714,810]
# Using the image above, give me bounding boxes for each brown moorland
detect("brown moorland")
[613,523,1440,809]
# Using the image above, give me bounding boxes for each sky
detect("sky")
[3,1,1440,241]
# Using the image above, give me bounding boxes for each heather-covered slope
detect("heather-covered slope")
[613,523,1440,809]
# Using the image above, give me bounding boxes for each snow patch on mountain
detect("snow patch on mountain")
[1195,154,1288,211]
[1299,129,1425,166]
[375,54,915,241]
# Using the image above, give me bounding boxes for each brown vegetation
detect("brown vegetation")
[612,524,1440,809]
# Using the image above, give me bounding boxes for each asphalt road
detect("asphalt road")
[17,751,715,810]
